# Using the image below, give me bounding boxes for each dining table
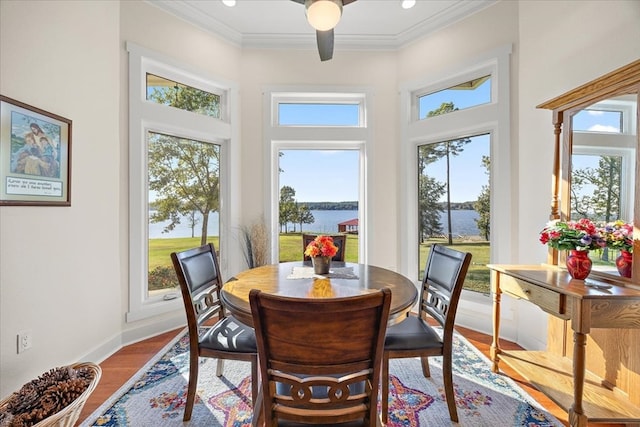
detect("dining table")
[220,261,419,327]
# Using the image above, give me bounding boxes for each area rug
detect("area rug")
[80,329,563,427]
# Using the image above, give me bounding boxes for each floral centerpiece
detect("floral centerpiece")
[539,218,605,280]
[539,218,605,251]
[600,220,633,253]
[304,235,339,258]
[305,235,339,275]
[600,220,634,278]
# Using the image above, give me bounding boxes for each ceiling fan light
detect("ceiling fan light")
[306,0,343,31]
[221,0,236,6]
[401,0,416,9]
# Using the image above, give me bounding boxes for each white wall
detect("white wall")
[0,1,121,396]
[1,0,639,398]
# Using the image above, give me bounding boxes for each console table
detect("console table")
[488,264,640,427]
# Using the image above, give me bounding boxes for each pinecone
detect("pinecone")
[0,366,94,427]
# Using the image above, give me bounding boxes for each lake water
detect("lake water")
[149,209,480,238]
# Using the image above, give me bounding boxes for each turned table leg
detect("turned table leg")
[490,270,502,373]
[569,330,588,427]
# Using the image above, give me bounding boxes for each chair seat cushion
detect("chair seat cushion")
[200,316,257,352]
[384,316,443,351]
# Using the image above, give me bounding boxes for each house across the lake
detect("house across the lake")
[338,218,358,234]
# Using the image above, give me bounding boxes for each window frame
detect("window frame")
[264,88,371,263]
[126,42,238,322]
[399,46,512,330]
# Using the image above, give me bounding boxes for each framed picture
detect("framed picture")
[0,95,71,206]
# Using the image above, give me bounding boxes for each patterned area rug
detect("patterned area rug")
[80,329,563,427]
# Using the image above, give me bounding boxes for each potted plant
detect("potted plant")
[600,220,634,278]
[539,218,605,279]
[304,235,339,275]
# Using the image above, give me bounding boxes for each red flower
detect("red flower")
[304,235,339,258]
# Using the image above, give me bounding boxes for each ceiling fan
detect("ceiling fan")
[291,0,357,61]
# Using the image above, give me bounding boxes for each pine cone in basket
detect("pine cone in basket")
[0,366,94,427]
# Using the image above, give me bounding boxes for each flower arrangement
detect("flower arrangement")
[539,218,606,251]
[304,235,339,258]
[600,220,634,253]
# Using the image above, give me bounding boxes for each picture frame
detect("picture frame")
[0,95,71,206]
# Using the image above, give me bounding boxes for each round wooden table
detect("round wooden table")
[220,261,418,326]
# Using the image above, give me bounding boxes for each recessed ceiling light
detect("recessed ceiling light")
[222,0,236,7]
[401,0,416,9]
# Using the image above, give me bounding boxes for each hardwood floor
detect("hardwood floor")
[76,325,623,427]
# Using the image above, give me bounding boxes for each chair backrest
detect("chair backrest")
[171,243,226,334]
[250,288,392,426]
[419,244,472,334]
[302,233,347,262]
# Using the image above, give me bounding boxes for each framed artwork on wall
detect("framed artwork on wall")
[0,95,71,206]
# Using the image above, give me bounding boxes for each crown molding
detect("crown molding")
[147,0,496,51]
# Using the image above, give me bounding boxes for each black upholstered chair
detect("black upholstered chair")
[381,244,472,424]
[250,288,391,426]
[302,233,347,262]
[171,243,258,421]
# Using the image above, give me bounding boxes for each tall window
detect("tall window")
[266,90,369,263]
[278,149,360,263]
[127,42,234,321]
[401,46,512,305]
[147,132,221,296]
[418,134,490,292]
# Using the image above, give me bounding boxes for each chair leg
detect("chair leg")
[184,354,199,421]
[250,355,258,407]
[381,354,390,425]
[216,358,224,377]
[442,352,458,422]
[420,356,431,378]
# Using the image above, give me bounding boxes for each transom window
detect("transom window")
[146,73,222,118]
[278,103,360,126]
[573,109,623,133]
[418,75,491,119]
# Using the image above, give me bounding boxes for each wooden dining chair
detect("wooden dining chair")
[171,243,258,421]
[249,288,391,427]
[302,233,347,262]
[381,244,472,424]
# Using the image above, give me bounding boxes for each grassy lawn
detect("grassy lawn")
[420,238,491,294]
[148,234,491,294]
[149,237,219,270]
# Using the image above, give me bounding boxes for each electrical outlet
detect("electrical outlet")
[17,330,33,354]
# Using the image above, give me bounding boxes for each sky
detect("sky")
[279,149,359,202]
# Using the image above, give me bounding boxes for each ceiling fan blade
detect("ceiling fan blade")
[316,29,334,61]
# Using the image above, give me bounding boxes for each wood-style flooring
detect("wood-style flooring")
[76,325,623,427]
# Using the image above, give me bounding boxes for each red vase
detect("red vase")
[566,250,592,280]
[615,250,633,278]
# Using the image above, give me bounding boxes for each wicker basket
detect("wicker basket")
[0,362,101,427]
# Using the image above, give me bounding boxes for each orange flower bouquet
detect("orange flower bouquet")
[304,235,339,258]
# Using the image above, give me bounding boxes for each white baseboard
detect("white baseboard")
[79,313,186,365]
